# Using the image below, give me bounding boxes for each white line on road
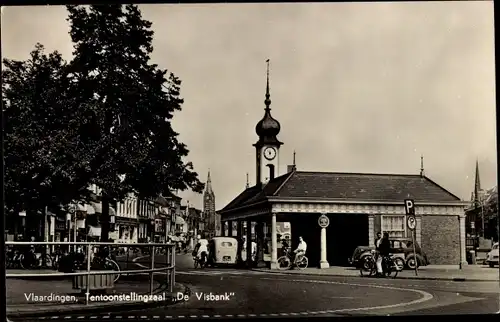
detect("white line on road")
[253,276,434,314]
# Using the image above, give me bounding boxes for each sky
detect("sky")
[1,2,496,211]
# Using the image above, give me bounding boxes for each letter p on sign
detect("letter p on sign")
[404,199,415,215]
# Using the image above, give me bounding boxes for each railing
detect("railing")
[6,241,175,305]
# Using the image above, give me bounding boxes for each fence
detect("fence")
[5,241,176,305]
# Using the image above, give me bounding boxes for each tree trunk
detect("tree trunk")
[100,194,110,242]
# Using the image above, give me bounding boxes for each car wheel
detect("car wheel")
[406,257,419,269]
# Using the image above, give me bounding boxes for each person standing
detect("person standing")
[376,232,391,276]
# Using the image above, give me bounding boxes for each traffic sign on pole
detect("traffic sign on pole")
[404,199,418,277]
[407,215,416,230]
[404,199,415,215]
[318,214,330,228]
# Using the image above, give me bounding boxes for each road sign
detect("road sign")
[404,199,415,215]
[318,214,330,228]
[407,215,416,230]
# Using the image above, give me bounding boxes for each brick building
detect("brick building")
[219,61,468,269]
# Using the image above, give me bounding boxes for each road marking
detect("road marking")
[253,276,434,313]
[330,296,357,299]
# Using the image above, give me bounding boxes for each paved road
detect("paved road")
[24,254,497,318]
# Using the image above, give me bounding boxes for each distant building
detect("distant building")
[203,171,220,238]
[465,160,498,242]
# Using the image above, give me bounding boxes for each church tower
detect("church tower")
[253,59,283,185]
[203,170,218,238]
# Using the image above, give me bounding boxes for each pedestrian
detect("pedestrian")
[375,232,382,249]
[376,232,391,277]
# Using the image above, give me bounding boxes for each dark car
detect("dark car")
[349,239,429,269]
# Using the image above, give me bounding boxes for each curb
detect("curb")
[251,269,497,282]
[7,283,190,318]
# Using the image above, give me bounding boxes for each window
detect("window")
[381,215,406,239]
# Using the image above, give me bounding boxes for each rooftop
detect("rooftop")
[219,170,462,214]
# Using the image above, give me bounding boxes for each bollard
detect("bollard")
[170,244,175,293]
[469,250,476,265]
[86,245,91,305]
[150,245,155,295]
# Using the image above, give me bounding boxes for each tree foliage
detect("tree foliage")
[3,44,93,214]
[4,5,204,240]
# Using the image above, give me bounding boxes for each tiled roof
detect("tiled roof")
[219,172,292,212]
[219,171,461,213]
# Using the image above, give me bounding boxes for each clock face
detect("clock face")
[263,147,277,160]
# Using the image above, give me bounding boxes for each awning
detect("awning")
[88,225,102,237]
[86,204,96,215]
[75,204,87,212]
[91,202,116,216]
[175,216,185,225]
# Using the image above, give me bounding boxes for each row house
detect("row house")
[115,193,138,243]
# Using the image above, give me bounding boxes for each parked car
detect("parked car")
[349,239,429,269]
[485,242,499,268]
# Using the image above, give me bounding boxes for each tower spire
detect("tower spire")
[474,159,481,206]
[293,150,296,166]
[205,169,213,195]
[246,173,249,189]
[265,59,271,110]
[420,154,425,177]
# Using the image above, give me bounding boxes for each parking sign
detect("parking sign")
[404,199,415,215]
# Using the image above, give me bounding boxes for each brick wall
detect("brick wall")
[421,215,460,265]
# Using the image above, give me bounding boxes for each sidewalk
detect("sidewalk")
[253,264,500,282]
[7,273,189,317]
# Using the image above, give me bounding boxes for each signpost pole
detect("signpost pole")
[411,227,418,276]
[404,199,418,277]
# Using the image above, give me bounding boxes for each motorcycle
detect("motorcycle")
[359,250,403,278]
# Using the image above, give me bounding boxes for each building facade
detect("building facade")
[218,62,468,269]
[115,193,138,244]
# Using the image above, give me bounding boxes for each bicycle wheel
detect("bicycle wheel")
[359,256,375,277]
[296,256,308,270]
[52,255,60,270]
[105,259,121,283]
[277,256,291,270]
[19,254,30,270]
[41,254,52,269]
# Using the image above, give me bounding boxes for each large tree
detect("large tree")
[3,44,94,216]
[65,4,204,241]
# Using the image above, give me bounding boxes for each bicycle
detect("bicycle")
[91,248,121,283]
[359,250,403,278]
[277,247,308,270]
[19,249,53,270]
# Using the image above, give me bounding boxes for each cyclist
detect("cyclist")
[293,236,307,264]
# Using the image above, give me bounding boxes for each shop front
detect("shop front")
[116,217,138,244]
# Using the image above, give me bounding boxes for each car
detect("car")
[485,242,499,268]
[349,238,429,269]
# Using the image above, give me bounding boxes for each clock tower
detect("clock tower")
[253,59,283,186]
